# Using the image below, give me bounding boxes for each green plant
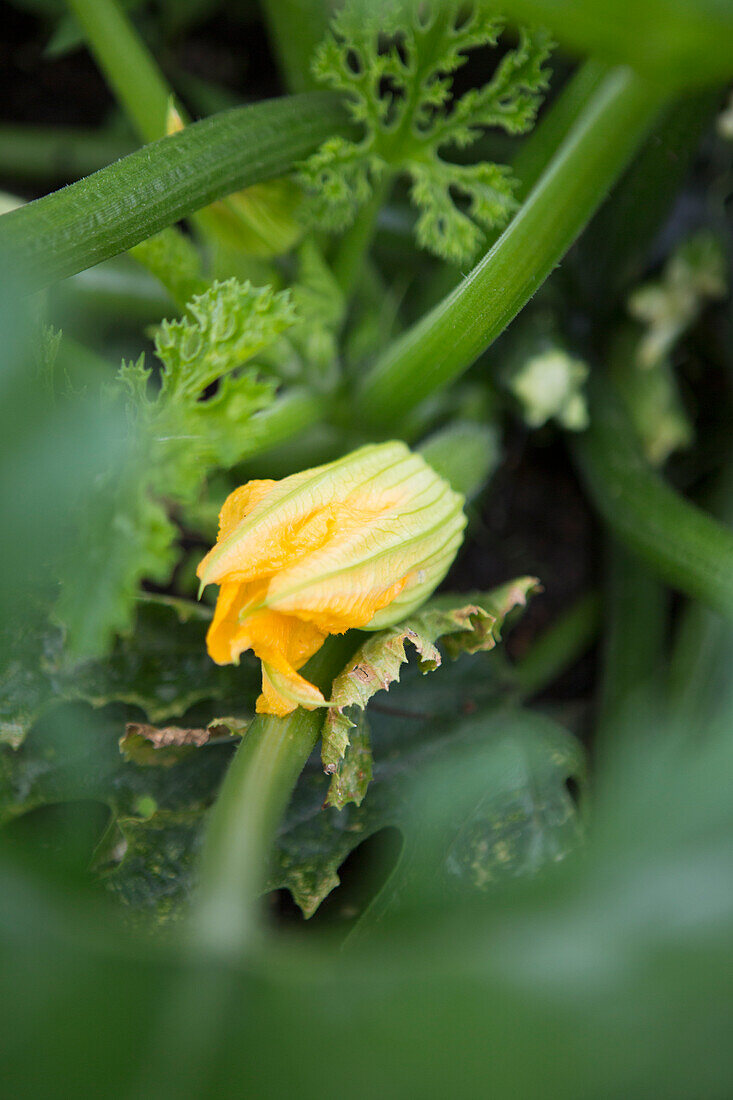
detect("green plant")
[1,0,732,1096]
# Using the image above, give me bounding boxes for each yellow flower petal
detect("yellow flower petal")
[198,442,466,715]
[259,661,326,716]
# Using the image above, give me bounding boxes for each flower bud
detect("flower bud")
[197,441,466,716]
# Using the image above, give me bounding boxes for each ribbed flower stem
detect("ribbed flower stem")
[190,633,358,956]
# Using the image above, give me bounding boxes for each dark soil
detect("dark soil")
[1,7,113,128]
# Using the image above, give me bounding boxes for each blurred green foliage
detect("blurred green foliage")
[0,0,732,1094]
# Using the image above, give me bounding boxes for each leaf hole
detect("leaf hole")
[345,48,363,76]
[415,1,433,31]
[565,776,581,808]
[452,2,476,33]
[268,826,404,931]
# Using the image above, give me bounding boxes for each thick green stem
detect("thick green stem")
[190,634,357,955]
[332,180,391,299]
[597,541,667,735]
[668,463,733,733]
[0,124,133,182]
[133,634,357,1099]
[511,58,610,202]
[65,0,174,143]
[358,68,665,426]
[236,389,327,464]
[575,88,720,305]
[573,374,733,619]
[0,93,350,294]
[191,709,321,953]
[259,0,331,94]
[515,591,601,698]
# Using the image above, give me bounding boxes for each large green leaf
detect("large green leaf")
[0,600,256,748]
[270,652,584,917]
[2,696,733,1098]
[0,700,237,921]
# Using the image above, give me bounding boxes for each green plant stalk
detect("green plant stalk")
[511,58,610,202]
[130,630,352,1100]
[668,462,733,731]
[190,634,358,955]
[65,0,174,143]
[259,0,332,94]
[411,58,610,320]
[191,709,321,954]
[0,93,350,294]
[358,68,666,425]
[235,388,327,464]
[597,540,667,736]
[0,123,133,182]
[573,374,733,619]
[332,179,391,299]
[575,88,720,306]
[515,590,601,698]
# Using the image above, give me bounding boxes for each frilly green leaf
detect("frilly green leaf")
[300,0,552,263]
[155,278,296,399]
[322,576,540,808]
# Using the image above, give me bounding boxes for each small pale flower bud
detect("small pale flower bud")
[197,441,466,716]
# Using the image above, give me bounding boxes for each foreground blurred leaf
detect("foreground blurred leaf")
[499,0,733,87]
[3,701,733,1099]
[0,702,237,922]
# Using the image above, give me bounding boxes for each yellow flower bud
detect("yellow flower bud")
[197,441,466,716]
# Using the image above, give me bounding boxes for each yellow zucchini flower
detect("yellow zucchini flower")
[197,441,466,716]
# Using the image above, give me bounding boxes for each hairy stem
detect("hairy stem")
[358,68,665,425]
[0,94,350,294]
[511,58,610,201]
[190,634,357,955]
